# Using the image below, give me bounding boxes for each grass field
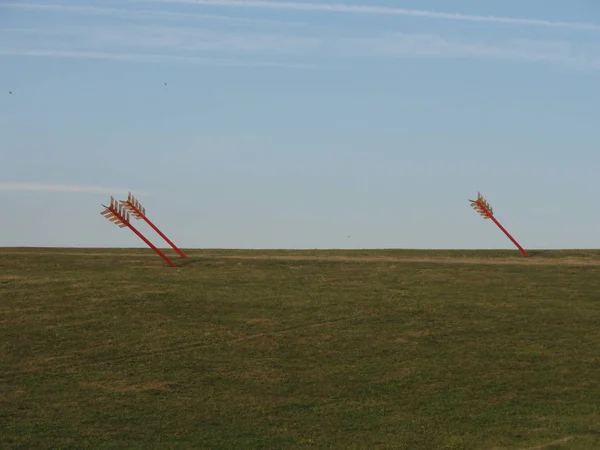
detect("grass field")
[2,248,600,449]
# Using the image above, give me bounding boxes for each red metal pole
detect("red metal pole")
[110,207,177,267]
[125,201,187,258]
[487,214,530,258]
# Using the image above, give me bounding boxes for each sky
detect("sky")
[1,0,600,249]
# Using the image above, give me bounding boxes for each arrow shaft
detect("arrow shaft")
[126,201,187,258]
[488,215,530,257]
[110,207,177,267]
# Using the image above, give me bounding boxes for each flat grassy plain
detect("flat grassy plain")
[2,248,600,449]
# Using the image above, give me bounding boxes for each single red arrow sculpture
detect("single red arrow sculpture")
[100,196,176,267]
[469,192,530,258]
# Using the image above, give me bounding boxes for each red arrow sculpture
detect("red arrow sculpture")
[469,192,530,258]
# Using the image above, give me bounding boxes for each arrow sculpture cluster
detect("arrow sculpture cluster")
[100,193,186,267]
[120,192,187,259]
[102,189,532,267]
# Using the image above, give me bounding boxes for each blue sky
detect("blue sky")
[1,0,600,249]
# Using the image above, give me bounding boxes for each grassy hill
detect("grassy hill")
[2,248,600,449]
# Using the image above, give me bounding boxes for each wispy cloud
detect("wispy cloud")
[3,26,599,71]
[0,48,315,68]
[0,182,143,195]
[3,2,600,71]
[338,33,600,69]
[140,0,600,31]
[0,2,303,27]
[52,25,321,54]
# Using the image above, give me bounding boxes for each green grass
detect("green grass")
[2,248,600,449]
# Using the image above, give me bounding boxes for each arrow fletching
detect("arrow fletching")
[100,196,130,227]
[120,191,146,219]
[469,191,493,219]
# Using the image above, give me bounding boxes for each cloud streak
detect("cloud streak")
[3,26,599,71]
[0,48,315,68]
[343,33,600,69]
[140,0,600,31]
[0,182,143,195]
[2,6,600,72]
[0,2,303,27]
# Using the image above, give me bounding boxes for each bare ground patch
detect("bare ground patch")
[522,436,575,449]
[81,380,174,393]
[214,254,600,267]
